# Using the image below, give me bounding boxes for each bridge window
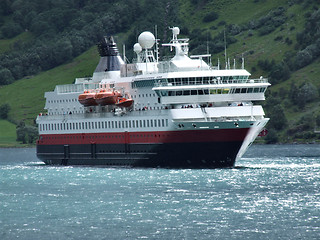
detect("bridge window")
[168,91,175,96]
[183,90,190,95]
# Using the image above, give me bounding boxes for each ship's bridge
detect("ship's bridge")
[152,73,270,105]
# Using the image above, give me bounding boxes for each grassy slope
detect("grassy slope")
[180,0,307,70]
[0,31,33,54]
[0,120,18,147]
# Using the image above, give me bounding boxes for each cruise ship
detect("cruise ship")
[36,27,270,168]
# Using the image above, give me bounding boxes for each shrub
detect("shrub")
[203,12,219,23]
[0,68,14,85]
[16,121,38,144]
[0,103,10,119]
[1,22,23,38]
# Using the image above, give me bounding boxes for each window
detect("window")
[183,90,190,95]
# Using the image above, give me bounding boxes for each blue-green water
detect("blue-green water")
[0,145,319,239]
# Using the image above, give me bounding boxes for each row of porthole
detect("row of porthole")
[40,118,169,132]
[40,133,169,141]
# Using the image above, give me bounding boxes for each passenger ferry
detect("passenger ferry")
[36,27,270,168]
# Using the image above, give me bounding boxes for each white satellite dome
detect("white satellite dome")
[172,27,180,35]
[133,43,142,53]
[138,31,155,49]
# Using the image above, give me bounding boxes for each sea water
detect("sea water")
[0,145,319,240]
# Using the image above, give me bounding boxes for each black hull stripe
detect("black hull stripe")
[37,141,243,168]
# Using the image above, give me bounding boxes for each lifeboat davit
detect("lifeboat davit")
[78,91,98,107]
[95,89,122,106]
[115,97,134,108]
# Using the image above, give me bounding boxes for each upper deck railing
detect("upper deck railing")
[55,82,100,94]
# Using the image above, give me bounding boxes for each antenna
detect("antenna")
[123,44,126,63]
[224,28,227,69]
[242,53,245,69]
[206,31,209,54]
[155,25,159,62]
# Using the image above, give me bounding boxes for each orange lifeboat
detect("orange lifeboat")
[115,97,134,108]
[78,90,98,107]
[95,89,122,106]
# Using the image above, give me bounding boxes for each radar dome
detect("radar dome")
[133,43,142,53]
[172,27,180,35]
[138,31,155,49]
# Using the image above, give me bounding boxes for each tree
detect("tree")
[267,104,288,130]
[265,129,278,144]
[1,21,23,38]
[203,12,219,23]
[0,103,10,119]
[0,68,14,85]
[16,121,38,144]
[269,62,290,84]
[296,82,319,109]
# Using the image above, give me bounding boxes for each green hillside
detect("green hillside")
[0,0,320,145]
[0,120,18,147]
